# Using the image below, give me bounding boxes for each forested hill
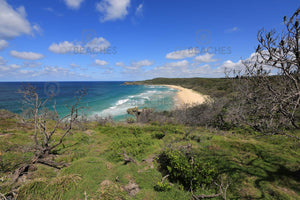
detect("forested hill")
[124,77,233,98]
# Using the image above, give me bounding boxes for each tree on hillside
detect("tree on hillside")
[13,84,87,182]
[229,8,300,137]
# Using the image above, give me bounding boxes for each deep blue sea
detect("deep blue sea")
[0,82,177,120]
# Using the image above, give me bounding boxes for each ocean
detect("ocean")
[0,82,178,120]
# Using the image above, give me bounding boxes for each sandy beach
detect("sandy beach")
[161,85,209,108]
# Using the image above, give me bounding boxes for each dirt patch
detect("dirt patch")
[123,180,140,197]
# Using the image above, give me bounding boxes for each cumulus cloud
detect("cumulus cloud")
[48,41,79,54]
[130,60,153,69]
[166,48,199,60]
[94,59,109,66]
[0,39,8,50]
[145,60,213,78]
[214,51,277,76]
[0,57,21,72]
[0,0,32,39]
[96,0,131,22]
[220,60,243,70]
[48,37,110,54]
[194,53,217,63]
[64,0,85,9]
[85,37,111,50]
[0,58,91,80]
[150,60,189,73]
[10,50,44,60]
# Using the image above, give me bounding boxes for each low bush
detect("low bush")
[153,132,165,139]
[154,181,172,192]
[158,148,218,190]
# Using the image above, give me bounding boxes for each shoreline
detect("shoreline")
[159,84,209,108]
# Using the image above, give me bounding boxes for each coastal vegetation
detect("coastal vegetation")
[0,110,299,199]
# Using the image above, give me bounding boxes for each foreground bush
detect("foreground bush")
[158,148,218,190]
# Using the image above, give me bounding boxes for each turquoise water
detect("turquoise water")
[0,82,177,120]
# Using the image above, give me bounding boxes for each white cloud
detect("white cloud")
[45,7,54,12]
[211,59,244,76]
[0,0,32,39]
[96,0,131,22]
[44,7,63,16]
[115,61,124,67]
[166,48,199,60]
[0,60,21,72]
[162,60,189,68]
[215,51,278,76]
[85,37,110,50]
[131,60,153,69]
[116,59,154,70]
[146,60,201,78]
[0,56,7,65]
[64,0,85,9]
[10,50,44,60]
[9,64,21,69]
[48,37,110,54]
[221,60,243,70]
[225,26,239,33]
[48,41,79,54]
[135,3,143,16]
[194,53,217,63]
[0,65,9,71]
[0,61,92,81]
[70,63,80,68]
[33,24,42,34]
[94,59,109,66]
[0,39,8,50]
[150,60,190,75]
[23,61,42,68]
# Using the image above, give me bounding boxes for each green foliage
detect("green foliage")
[154,181,172,191]
[126,117,135,123]
[153,132,165,139]
[105,127,154,162]
[125,77,233,98]
[92,181,129,200]
[127,107,139,116]
[17,174,82,200]
[0,112,299,199]
[158,148,218,190]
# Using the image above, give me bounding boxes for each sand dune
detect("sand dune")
[162,85,209,108]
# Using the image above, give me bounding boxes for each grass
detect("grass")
[0,112,299,199]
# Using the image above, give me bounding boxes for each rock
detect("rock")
[123,180,140,197]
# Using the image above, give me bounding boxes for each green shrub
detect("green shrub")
[130,127,142,137]
[154,181,172,191]
[107,135,153,162]
[127,117,135,123]
[153,132,165,139]
[158,148,218,190]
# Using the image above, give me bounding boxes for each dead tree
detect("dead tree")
[13,84,87,182]
[191,176,230,200]
[228,8,300,137]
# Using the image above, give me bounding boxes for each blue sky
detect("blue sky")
[0,0,298,81]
